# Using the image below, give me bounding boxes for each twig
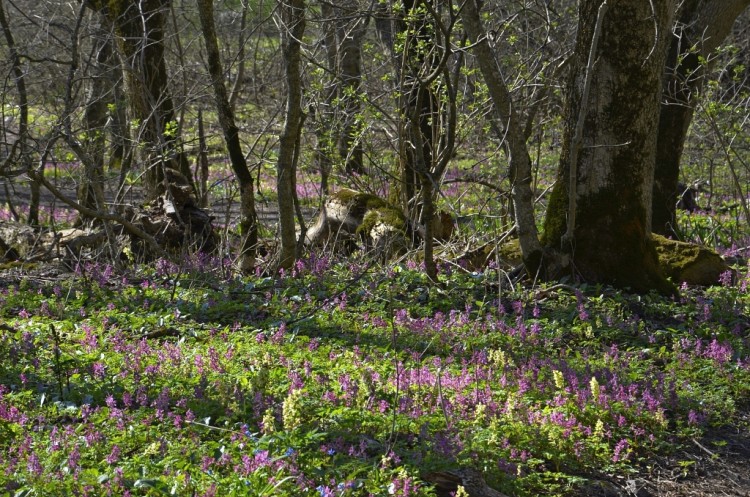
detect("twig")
[691,438,716,458]
[187,419,247,435]
[533,283,580,300]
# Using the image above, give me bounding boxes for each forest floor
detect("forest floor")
[1,260,749,496]
[2,175,750,496]
[573,411,750,496]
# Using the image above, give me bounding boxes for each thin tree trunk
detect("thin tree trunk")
[277,0,306,270]
[652,0,750,236]
[315,0,338,195]
[111,65,133,208]
[196,109,209,207]
[0,0,32,224]
[197,0,258,272]
[460,0,543,273]
[78,18,111,225]
[229,0,250,110]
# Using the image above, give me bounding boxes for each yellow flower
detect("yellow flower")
[474,403,487,423]
[282,389,304,430]
[553,369,565,390]
[261,408,276,435]
[590,376,600,400]
[594,418,604,438]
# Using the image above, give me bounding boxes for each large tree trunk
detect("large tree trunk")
[543,0,677,293]
[197,0,258,272]
[460,0,543,274]
[277,0,306,270]
[652,0,750,236]
[93,0,193,200]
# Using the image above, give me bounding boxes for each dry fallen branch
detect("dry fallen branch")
[28,169,169,260]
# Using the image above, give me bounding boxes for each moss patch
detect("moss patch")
[358,206,406,237]
[456,239,525,272]
[652,234,729,286]
[331,188,388,217]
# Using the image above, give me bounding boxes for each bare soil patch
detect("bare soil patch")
[573,412,750,497]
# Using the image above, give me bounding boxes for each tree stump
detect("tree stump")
[127,168,216,259]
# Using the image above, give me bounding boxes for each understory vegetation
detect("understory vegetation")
[1,250,749,496]
[2,1,750,495]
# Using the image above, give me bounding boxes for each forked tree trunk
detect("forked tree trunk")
[277,0,306,270]
[652,0,750,236]
[543,0,677,293]
[197,0,258,272]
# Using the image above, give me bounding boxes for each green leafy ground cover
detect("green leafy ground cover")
[1,255,749,496]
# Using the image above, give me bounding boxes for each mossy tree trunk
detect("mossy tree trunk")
[652,0,750,236]
[197,0,258,272]
[277,0,306,270]
[89,0,193,200]
[543,0,677,293]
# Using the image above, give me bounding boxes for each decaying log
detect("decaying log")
[457,233,734,287]
[0,221,40,261]
[55,228,108,260]
[652,234,730,286]
[19,166,216,262]
[0,233,20,261]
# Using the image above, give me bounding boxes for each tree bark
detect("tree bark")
[334,3,368,174]
[197,0,258,272]
[91,0,193,200]
[543,0,677,293]
[460,0,543,274]
[0,0,33,224]
[277,0,306,270]
[77,16,112,224]
[652,0,750,236]
[315,0,340,194]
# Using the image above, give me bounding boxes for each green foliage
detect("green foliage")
[1,257,749,495]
